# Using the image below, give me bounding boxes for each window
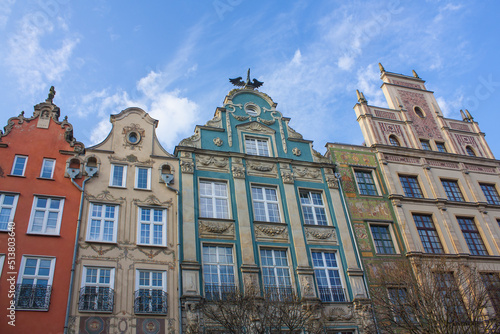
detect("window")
[134,270,167,314]
[40,158,55,179]
[457,217,488,256]
[87,203,118,242]
[441,180,465,202]
[435,272,467,318]
[16,257,55,310]
[135,167,151,190]
[110,164,127,187]
[199,180,229,219]
[79,267,114,312]
[388,288,412,322]
[436,142,447,153]
[413,214,444,254]
[0,193,18,231]
[312,251,346,302]
[245,137,270,157]
[260,249,292,299]
[300,190,328,225]
[370,225,396,254]
[138,207,167,246]
[354,170,378,196]
[389,135,400,146]
[203,245,236,300]
[466,146,476,156]
[0,255,4,279]
[28,196,64,235]
[480,183,500,205]
[481,273,500,314]
[252,186,280,222]
[399,175,423,198]
[420,140,431,151]
[11,155,27,176]
[414,106,425,118]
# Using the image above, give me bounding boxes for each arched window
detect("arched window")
[466,146,476,156]
[389,135,400,147]
[414,106,425,118]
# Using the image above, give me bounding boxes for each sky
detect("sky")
[1,0,500,157]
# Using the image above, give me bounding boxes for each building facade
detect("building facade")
[176,77,373,333]
[67,108,180,333]
[0,89,85,333]
[354,65,500,321]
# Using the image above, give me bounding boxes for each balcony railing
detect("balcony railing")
[134,289,168,314]
[264,286,294,301]
[318,287,346,302]
[78,286,114,312]
[204,284,238,301]
[15,284,52,310]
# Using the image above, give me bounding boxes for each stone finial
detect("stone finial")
[460,109,467,121]
[412,70,419,78]
[47,86,56,103]
[356,89,367,103]
[378,62,385,73]
[465,109,474,122]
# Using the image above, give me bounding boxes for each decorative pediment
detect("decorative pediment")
[133,195,173,207]
[236,121,275,135]
[86,190,125,203]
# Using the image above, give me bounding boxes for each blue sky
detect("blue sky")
[1,1,500,157]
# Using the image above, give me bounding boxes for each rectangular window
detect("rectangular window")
[413,214,444,254]
[435,272,467,318]
[441,180,465,202]
[300,190,328,225]
[481,273,500,314]
[79,267,115,312]
[354,170,378,196]
[399,175,423,198]
[16,256,55,310]
[28,196,64,235]
[199,180,229,219]
[457,217,488,256]
[110,164,127,187]
[87,203,118,242]
[135,167,151,190]
[0,255,4,279]
[420,140,431,151]
[480,183,500,205]
[260,249,292,299]
[370,225,396,254]
[138,207,167,246]
[40,158,55,179]
[436,142,447,153]
[312,251,346,302]
[388,287,412,322]
[11,155,27,176]
[0,193,18,231]
[245,137,270,157]
[252,186,280,222]
[134,270,167,314]
[203,245,236,300]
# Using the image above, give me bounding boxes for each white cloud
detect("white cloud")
[0,0,16,29]
[355,64,387,107]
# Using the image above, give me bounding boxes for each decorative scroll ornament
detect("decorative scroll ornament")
[196,155,228,168]
[122,123,145,150]
[257,117,275,125]
[133,195,173,207]
[232,114,250,122]
[232,165,245,178]
[326,176,339,189]
[86,190,125,202]
[292,147,301,156]
[255,224,287,237]
[205,113,222,128]
[180,160,194,173]
[287,124,303,139]
[80,243,116,256]
[213,137,223,147]
[223,102,243,147]
[179,131,201,148]
[281,170,294,184]
[199,220,234,234]
[294,167,321,179]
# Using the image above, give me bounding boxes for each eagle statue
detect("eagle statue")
[229,68,263,89]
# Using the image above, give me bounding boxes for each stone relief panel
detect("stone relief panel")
[254,223,288,242]
[374,109,399,120]
[122,124,145,150]
[392,80,422,90]
[195,154,229,172]
[384,154,420,164]
[198,220,235,239]
[334,151,377,168]
[427,160,459,169]
[293,166,321,182]
[347,199,392,220]
[304,226,337,245]
[455,134,481,155]
[246,160,277,177]
[326,304,354,322]
[449,122,470,132]
[465,164,496,173]
[299,275,316,298]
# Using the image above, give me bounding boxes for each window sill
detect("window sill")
[85,240,118,244]
[137,243,168,248]
[198,217,235,222]
[108,185,126,189]
[14,308,49,312]
[26,232,60,237]
[78,309,113,314]
[36,177,55,181]
[7,174,26,178]
[134,188,152,191]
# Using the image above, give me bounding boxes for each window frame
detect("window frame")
[16,256,56,310]
[399,175,424,198]
[251,185,281,222]
[480,183,500,205]
[0,193,19,231]
[86,202,119,243]
[199,180,230,219]
[0,254,4,279]
[11,155,28,176]
[79,266,115,312]
[260,248,293,296]
[299,189,328,226]
[244,136,271,157]
[137,207,167,246]
[134,269,167,314]
[354,169,379,196]
[40,158,56,179]
[481,273,500,314]
[436,142,447,153]
[413,214,444,254]
[441,179,465,202]
[202,244,236,300]
[466,146,476,156]
[456,217,488,256]
[311,251,347,302]
[389,135,400,147]
[135,166,152,190]
[27,196,65,235]
[109,164,127,187]
[369,223,398,255]
[420,139,431,151]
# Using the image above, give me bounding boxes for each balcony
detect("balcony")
[134,289,168,314]
[264,286,294,301]
[15,284,52,310]
[204,284,237,301]
[318,287,346,302]
[78,287,114,312]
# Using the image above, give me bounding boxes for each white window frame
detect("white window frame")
[27,196,65,235]
[135,167,152,190]
[245,136,271,157]
[260,248,292,290]
[40,158,56,179]
[86,203,119,243]
[110,164,127,187]
[311,251,347,302]
[80,266,115,312]
[137,207,167,246]
[299,190,328,226]
[11,155,28,176]
[16,256,56,310]
[251,185,281,222]
[202,245,236,292]
[199,180,230,219]
[0,193,19,231]
[135,269,167,314]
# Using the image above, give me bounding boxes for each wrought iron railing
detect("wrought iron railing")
[15,284,52,310]
[78,286,114,312]
[204,284,238,301]
[134,289,168,314]
[318,286,346,302]
[264,286,294,301]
